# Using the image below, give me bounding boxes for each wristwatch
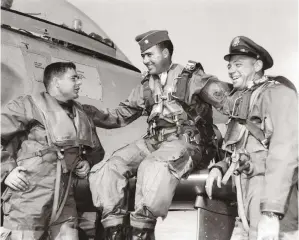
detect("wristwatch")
[262,211,283,220]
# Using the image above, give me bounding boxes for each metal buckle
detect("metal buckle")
[167,92,173,101]
[261,138,269,149]
[160,94,167,100]
[154,94,161,104]
[189,136,199,145]
[231,95,242,118]
[158,129,165,141]
[148,121,156,137]
[158,92,173,102]
[172,115,178,123]
[35,150,43,157]
[185,61,197,71]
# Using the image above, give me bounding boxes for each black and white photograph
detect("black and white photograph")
[0,0,298,239]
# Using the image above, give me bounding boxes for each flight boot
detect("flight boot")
[130,227,155,240]
[104,225,126,240]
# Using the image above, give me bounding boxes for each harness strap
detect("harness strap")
[235,174,250,232]
[226,81,270,149]
[49,159,62,224]
[221,147,250,231]
[17,146,61,161]
[49,154,80,224]
[244,120,268,148]
[50,169,73,224]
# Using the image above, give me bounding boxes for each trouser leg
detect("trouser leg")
[89,139,150,230]
[50,186,78,240]
[130,138,193,239]
[242,176,298,240]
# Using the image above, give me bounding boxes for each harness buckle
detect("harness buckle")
[154,94,161,104]
[148,120,156,137]
[190,135,200,145]
[35,150,43,157]
[261,138,269,149]
[158,129,165,142]
[231,95,242,119]
[185,60,197,71]
[57,148,64,160]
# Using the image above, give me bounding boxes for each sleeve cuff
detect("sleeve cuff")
[1,162,17,183]
[260,201,286,216]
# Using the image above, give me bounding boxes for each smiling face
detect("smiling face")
[141,45,170,75]
[55,68,82,101]
[227,55,263,90]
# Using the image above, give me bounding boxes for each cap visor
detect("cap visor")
[224,52,258,61]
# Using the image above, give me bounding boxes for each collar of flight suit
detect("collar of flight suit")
[158,63,173,86]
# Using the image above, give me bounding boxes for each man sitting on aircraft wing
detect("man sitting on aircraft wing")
[1,62,104,240]
[84,30,230,240]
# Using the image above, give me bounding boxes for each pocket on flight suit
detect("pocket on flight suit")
[167,151,193,179]
[154,139,193,179]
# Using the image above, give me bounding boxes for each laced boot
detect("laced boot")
[104,225,125,240]
[131,227,155,240]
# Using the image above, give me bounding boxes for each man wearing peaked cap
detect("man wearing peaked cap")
[205,36,298,240]
[84,29,225,239]
[224,36,274,70]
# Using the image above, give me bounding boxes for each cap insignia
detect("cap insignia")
[144,39,149,44]
[232,37,240,47]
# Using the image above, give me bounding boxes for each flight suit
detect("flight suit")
[207,76,298,240]
[1,92,104,240]
[86,63,216,235]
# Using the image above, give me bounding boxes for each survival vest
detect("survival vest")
[224,75,297,151]
[142,61,222,167]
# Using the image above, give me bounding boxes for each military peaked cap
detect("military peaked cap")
[135,30,170,53]
[224,36,273,70]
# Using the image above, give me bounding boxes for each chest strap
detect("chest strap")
[226,83,269,149]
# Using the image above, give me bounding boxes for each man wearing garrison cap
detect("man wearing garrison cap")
[84,30,220,239]
[204,36,298,240]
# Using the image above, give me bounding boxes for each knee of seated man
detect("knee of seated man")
[138,157,168,175]
[105,156,129,172]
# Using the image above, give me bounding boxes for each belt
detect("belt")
[150,119,176,128]
[18,146,80,161]
[148,126,178,142]
[18,146,85,173]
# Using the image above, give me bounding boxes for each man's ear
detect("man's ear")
[254,60,263,72]
[53,77,60,88]
[162,48,169,59]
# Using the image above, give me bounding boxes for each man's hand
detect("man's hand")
[257,214,280,240]
[205,168,222,199]
[75,160,90,178]
[4,166,29,191]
